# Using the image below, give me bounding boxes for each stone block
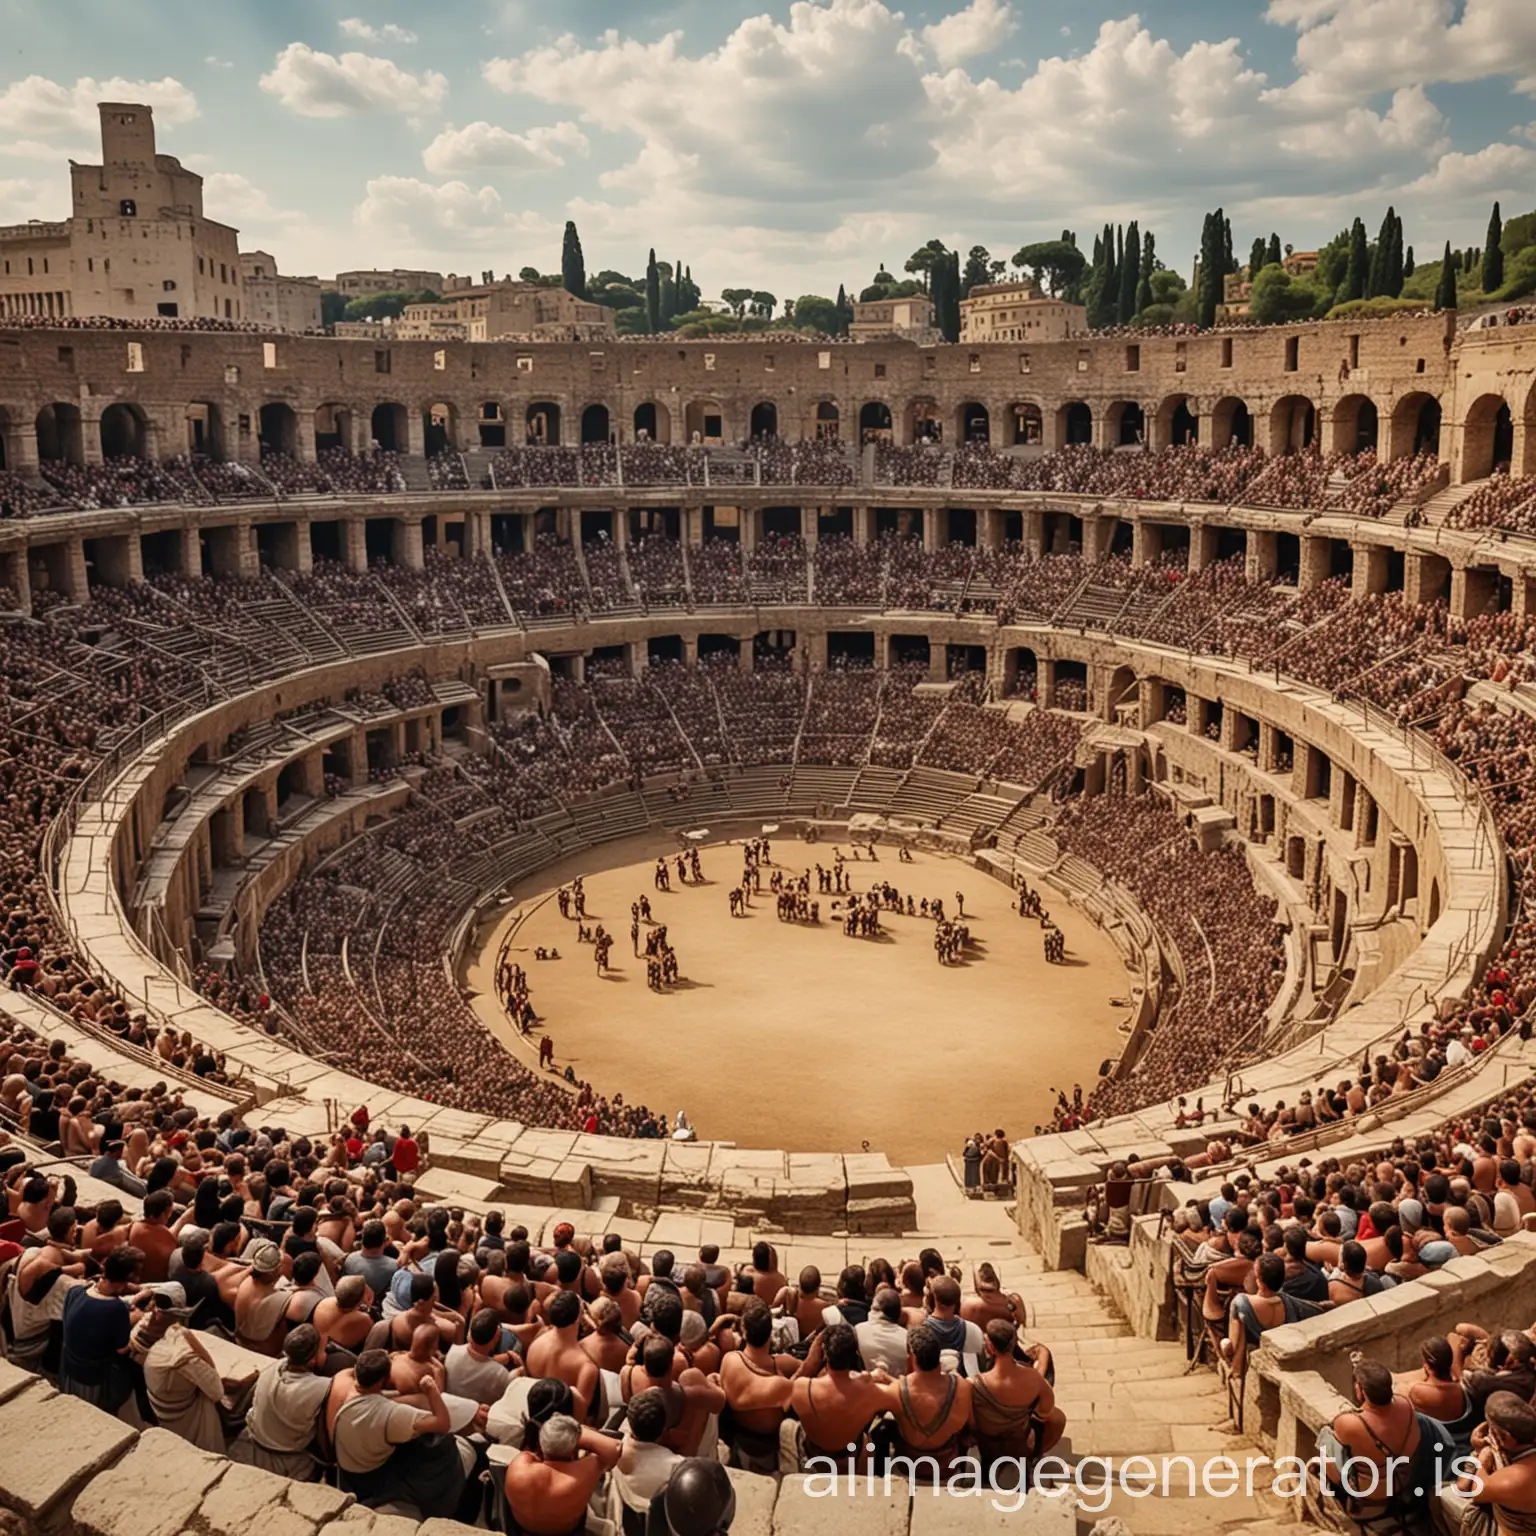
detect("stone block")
[842,1153,913,1203]
[549,1159,593,1209]
[770,1473,908,1536]
[726,1466,777,1536]
[846,1196,916,1235]
[70,1428,226,1536]
[197,1463,320,1536]
[0,1383,137,1522]
[910,1489,1079,1536]
[586,1139,665,1212]
[337,1511,420,1536]
[417,1521,488,1536]
[0,1361,36,1407]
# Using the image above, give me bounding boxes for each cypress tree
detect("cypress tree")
[1249,237,1266,280]
[1485,202,1505,292]
[645,248,661,333]
[1367,208,1393,298]
[560,220,586,299]
[1197,210,1222,329]
[1118,221,1141,325]
[1386,215,1404,297]
[1344,219,1368,302]
[1403,246,1415,279]
[1434,241,1458,311]
[1137,230,1155,315]
[1223,215,1234,274]
[834,283,850,336]
[1267,232,1282,268]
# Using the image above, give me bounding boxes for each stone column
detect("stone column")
[1298,536,1330,592]
[924,509,941,551]
[63,536,88,602]
[1352,543,1388,598]
[179,526,202,578]
[628,642,644,679]
[852,506,872,548]
[928,645,947,684]
[1038,657,1057,709]
[741,507,760,553]
[803,509,820,550]
[804,630,828,671]
[1258,721,1280,775]
[298,751,325,799]
[1190,523,1218,573]
[1353,783,1375,849]
[393,519,425,573]
[344,519,368,574]
[1024,510,1045,560]
[1246,530,1277,583]
[683,636,699,667]
[294,523,314,574]
[684,507,704,548]
[981,509,1003,551]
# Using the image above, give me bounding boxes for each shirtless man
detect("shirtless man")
[128,1189,179,1283]
[969,1319,1064,1470]
[620,1334,725,1458]
[600,1258,641,1331]
[878,1324,974,1481]
[581,1296,630,1375]
[1325,1359,1422,1521]
[524,1291,599,1422]
[235,1240,292,1356]
[388,1271,464,1350]
[313,1276,375,1356]
[720,1301,794,1473]
[389,1323,446,1393]
[790,1323,888,1468]
[772,1267,827,1341]
[505,1414,621,1536]
[742,1242,787,1306]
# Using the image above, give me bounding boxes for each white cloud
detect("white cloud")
[1263,0,1536,107]
[259,44,446,118]
[338,18,418,44]
[0,138,86,160]
[354,175,555,250]
[0,177,57,223]
[421,120,589,175]
[918,0,1017,69]
[0,75,198,136]
[1402,141,1536,195]
[202,171,302,227]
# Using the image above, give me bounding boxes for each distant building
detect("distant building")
[959,280,1085,343]
[394,280,615,341]
[240,251,322,333]
[327,268,445,300]
[0,102,243,323]
[1224,251,1321,316]
[849,294,939,342]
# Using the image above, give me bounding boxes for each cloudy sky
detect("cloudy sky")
[1,0,1534,304]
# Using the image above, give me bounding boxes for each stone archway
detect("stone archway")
[1462,393,1513,481]
[1209,396,1252,449]
[1057,401,1093,447]
[1390,393,1441,462]
[1331,394,1379,455]
[99,402,147,459]
[259,402,299,458]
[370,401,407,453]
[633,401,670,444]
[749,401,778,441]
[1155,395,1197,448]
[958,401,990,445]
[36,402,84,465]
[1269,395,1316,454]
[580,403,610,445]
[859,401,893,444]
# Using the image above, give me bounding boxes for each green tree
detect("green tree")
[1117,221,1141,324]
[1249,265,1322,324]
[1344,219,1368,302]
[1136,230,1156,316]
[676,266,700,314]
[1010,239,1087,298]
[834,284,852,336]
[1485,202,1505,292]
[961,244,992,297]
[749,291,776,319]
[1267,233,1282,268]
[342,288,439,322]
[792,294,839,333]
[1385,215,1404,297]
[1435,241,1458,311]
[1149,268,1186,306]
[645,249,661,332]
[1197,209,1224,328]
[1249,237,1268,281]
[613,306,650,335]
[904,239,948,290]
[721,287,753,317]
[321,291,348,328]
[519,266,541,283]
[1403,246,1415,279]
[560,220,586,300]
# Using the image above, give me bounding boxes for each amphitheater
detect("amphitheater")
[5,310,1536,1536]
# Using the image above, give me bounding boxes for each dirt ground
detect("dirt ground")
[462,832,1131,1165]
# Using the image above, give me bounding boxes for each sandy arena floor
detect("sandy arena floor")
[462,833,1131,1165]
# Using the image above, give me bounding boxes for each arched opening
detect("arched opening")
[1208,397,1252,450]
[98,403,146,460]
[1058,401,1093,447]
[1109,401,1145,447]
[1010,402,1043,446]
[1106,664,1137,723]
[1462,394,1513,481]
[1156,395,1197,448]
[424,401,457,455]
[908,400,942,444]
[36,402,83,465]
[369,401,407,453]
[1390,393,1441,462]
[684,399,724,445]
[478,401,506,449]
[1331,394,1379,455]
[959,402,989,445]
[813,401,839,441]
[749,401,778,441]
[314,403,351,455]
[1269,395,1316,454]
[633,401,670,444]
[859,402,893,444]
[579,403,610,445]
[258,402,298,459]
[526,401,561,445]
